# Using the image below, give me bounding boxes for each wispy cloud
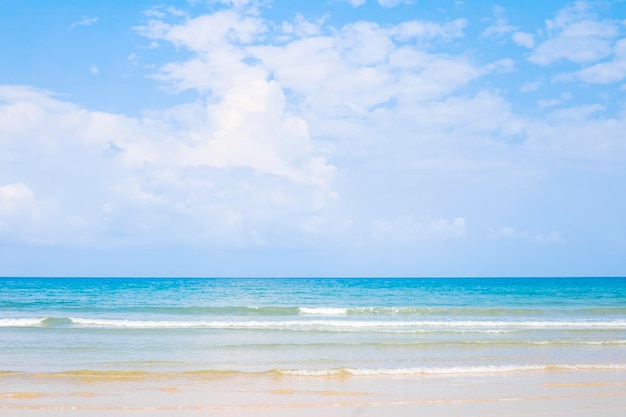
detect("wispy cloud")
[482,6,516,39]
[528,3,618,65]
[70,16,98,29]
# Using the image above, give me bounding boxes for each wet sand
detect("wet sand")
[1,370,626,416]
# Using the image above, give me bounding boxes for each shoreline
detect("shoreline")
[2,369,626,416]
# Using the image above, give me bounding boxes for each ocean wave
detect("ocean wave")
[11,364,626,381]
[0,318,45,327]
[66,318,626,330]
[140,306,302,316]
[41,317,73,327]
[344,307,626,317]
[279,363,626,376]
[298,307,348,315]
[3,317,626,331]
[5,305,626,318]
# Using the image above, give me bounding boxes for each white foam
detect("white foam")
[0,318,45,327]
[280,363,626,377]
[299,307,348,315]
[66,317,626,330]
[70,318,211,328]
[382,320,626,328]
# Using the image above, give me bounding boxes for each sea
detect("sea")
[1,277,625,379]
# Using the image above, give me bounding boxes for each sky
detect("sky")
[0,0,625,277]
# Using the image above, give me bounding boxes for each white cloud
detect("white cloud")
[180,78,336,186]
[377,0,413,7]
[512,31,534,48]
[143,6,186,19]
[70,16,98,29]
[0,183,35,216]
[519,81,541,93]
[391,19,467,42]
[211,0,257,8]
[399,91,526,138]
[573,38,626,84]
[281,14,325,37]
[0,182,37,241]
[482,6,516,39]
[529,2,619,65]
[0,182,74,245]
[136,10,266,51]
[5,1,625,257]
[485,58,515,73]
[3,4,518,250]
[0,82,337,247]
[128,53,139,66]
[537,98,561,108]
[523,103,626,162]
[247,18,476,122]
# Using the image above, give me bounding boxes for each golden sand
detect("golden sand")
[1,370,626,416]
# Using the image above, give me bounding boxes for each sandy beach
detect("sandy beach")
[2,278,626,416]
[2,369,626,416]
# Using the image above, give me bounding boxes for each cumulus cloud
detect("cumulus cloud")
[0,182,69,245]
[7,2,522,250]
[138,10,482,247]
[391,19,467,42]
[512,31,534,48]
[4,3,512,250]
[573,38,626,84]
[5,0,625,258]
[247,18,476,123]
[281,14,325,38]
[137,9,266,52]
[0,81,337,247]
[529,2,618,65]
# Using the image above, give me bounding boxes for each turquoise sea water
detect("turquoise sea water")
[0,277,625,377]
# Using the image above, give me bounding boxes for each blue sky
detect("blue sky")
[0,0,625,277]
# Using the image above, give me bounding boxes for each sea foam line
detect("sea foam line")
[0,318,46,327]
[8,364,626,382]
[279,363,626,377]
[3,317,626,330]
[66,318,626,329]
[298,307,348,315]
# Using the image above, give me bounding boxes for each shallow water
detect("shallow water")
[1,277,625,377]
